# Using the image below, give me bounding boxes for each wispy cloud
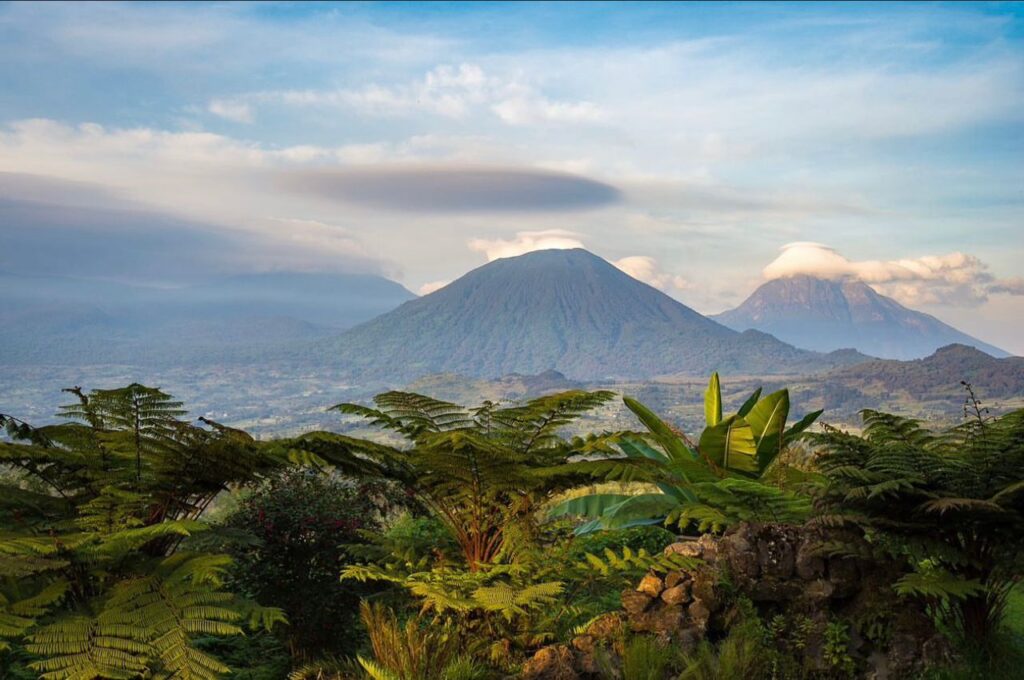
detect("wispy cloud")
[249,63,604,126]
[418,280,451,295]
[612,256,691,294]
[208,99,254,124]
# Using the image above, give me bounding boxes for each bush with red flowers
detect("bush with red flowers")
[223,470,402,660]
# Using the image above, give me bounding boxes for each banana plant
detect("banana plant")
[698,372,822,476]
[548,373,821,534]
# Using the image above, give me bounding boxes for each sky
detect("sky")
[1,1,1023,352]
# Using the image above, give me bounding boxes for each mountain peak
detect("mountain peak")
[311,248,864,381]
[714,275,1007,360]
[929,343,994,360]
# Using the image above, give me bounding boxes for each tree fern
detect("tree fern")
[0,384,284,677]
[284,389,618,570]
[812,405,1024,643]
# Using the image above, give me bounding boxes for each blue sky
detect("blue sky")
[1,1,1023,351]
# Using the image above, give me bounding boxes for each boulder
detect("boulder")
[664,571,687,589]
[521,645,579,680]
[636,572,664,598]
[660,583,690,605]
[620,589,652,615]
[631,603,686,636]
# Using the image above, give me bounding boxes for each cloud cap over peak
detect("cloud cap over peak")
[279,165,621,213]
[763,241,1022,307]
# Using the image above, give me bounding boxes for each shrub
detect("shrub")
[223,470,397,659]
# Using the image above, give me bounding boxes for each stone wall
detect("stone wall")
[522,523,948,679]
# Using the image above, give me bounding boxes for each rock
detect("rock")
[750,578,803,602]
[676,626,701,653]
[570,635,602,675]
[571,635,594,654]
[631,604,685,636]
[664,540,702,558]
[690,573,717,610]
[661,583,691,605]
[664,571,686,589]
[795,540,826,580]
[721,529,759,580]
[921,634,952,669]
[621,589,653,615]
[618,522,943,679]
[805,578,835,602]
[757,531,795,579]
[827,557,861,598]
[688,599,712,631]
[584,612,623,641]
[637,572,664,598]
[865,650,889,680]
[521,645,579,680]
[885,633,921,678]
[696,533,719,561]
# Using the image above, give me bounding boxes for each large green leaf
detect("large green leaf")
[618,437,667,463]
[783,409,823,442]
[704,373,722,427]
[623,397,695,462]
[745,389,790,468]
[736,388,763,418]
[698,416,758,474]
[617,437,694,500]
[602,493,681,528]
[547,494,637,520]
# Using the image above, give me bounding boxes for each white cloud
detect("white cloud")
[613,256,690,293]
[763,242,1022,307]
[418,280,451,295]
[208,99,254,123]
[468,229,585,261]
[258,63,603,126]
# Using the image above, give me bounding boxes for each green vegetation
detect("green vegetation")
[0,384,285,679]
[548,373,820,533]
[1,377,1021,679]
[812,402,1024,643]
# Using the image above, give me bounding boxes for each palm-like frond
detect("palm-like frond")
[304,390,621,569]
[813,406,1024,642]
[1,384,282,677]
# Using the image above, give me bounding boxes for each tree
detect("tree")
[549,373,821,533]
[811,405,1024,644]
[275,390,618,571]
[0,384,285,679]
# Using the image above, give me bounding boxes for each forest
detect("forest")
[0,377,1021,680]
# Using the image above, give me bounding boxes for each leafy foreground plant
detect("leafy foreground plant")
[355,602,488,680]
[0,384,285,679]
[222,470,398,661]
[343,527,698,667]
[549,372,820,534]
[812,406,1024,645]
[276,390,620,570]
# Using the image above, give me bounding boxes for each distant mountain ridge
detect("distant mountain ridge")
[714,275,1007,360]
[313,249,867,381]
[0,271,414,365]
[823,343,1024,403]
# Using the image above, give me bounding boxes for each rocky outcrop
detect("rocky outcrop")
[521,523,948,679]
